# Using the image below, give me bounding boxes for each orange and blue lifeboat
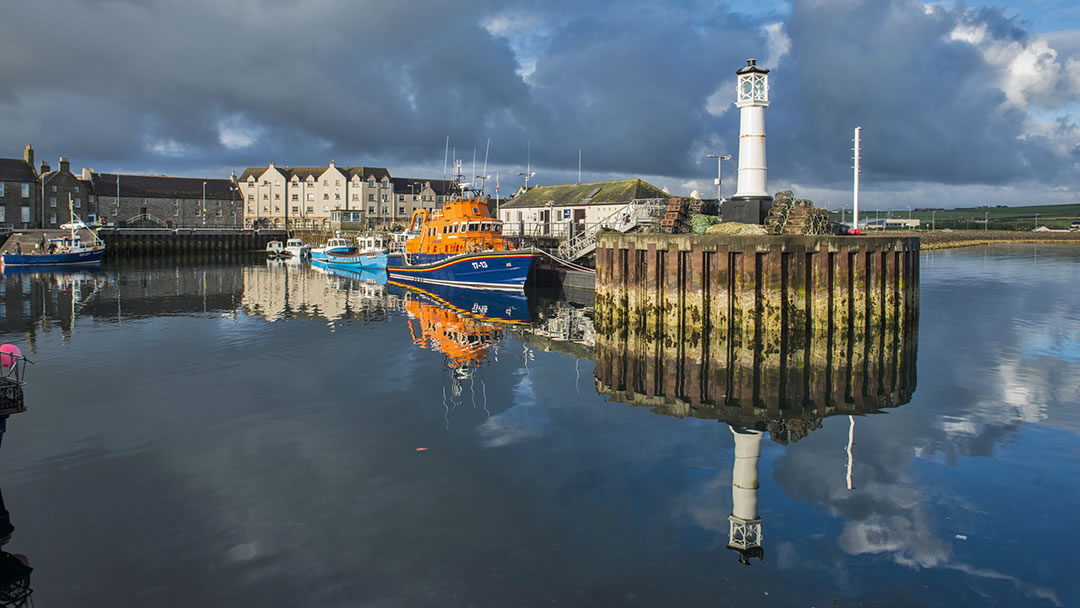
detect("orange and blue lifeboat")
[387,196,536,291]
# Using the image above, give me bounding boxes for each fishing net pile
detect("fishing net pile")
[763,190,831,235]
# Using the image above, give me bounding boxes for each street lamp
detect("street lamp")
[202,181,207,227]
[932,210,937,231]
[984,211,989,231]
[706,154,732,202]
[1035,212,1039,230]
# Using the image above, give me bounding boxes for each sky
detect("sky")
[1,0,1078,210]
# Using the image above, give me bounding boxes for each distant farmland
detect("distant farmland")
[827,202,1080,230]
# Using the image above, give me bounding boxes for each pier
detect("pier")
[593,233,919,419]
[97,228,286,255]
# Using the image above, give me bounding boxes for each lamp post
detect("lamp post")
[706,153,731,202]
[984,211,989,231]
[1035,212,1039,230]
[202,181,207,227]
[932,210,937,231]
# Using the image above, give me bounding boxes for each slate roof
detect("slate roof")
[91,174,238,200]
[239,165,392,183]
[390,177,457,195]
[0,158,37,182]
[500,179,669,209]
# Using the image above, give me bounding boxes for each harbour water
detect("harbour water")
[1,245,1078,607]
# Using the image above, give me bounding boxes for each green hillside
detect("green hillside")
[827,202,1080,231]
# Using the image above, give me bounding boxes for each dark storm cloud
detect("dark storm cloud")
[0,0,1076,197]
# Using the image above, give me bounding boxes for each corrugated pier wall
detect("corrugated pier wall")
[593,233,919,427]
[98,229,287,256]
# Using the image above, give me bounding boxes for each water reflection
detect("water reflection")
[0,386,32,607]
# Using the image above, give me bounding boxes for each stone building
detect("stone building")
[498,179,669,237]
[40,157,92,228]
[89,172,241,228]
[0,145,41,228]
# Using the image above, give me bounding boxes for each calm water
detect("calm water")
[1,245,1078,607]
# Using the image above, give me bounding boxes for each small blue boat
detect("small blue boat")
[311,259,387,285]
[310,236,355,261]
[2,199,106,268]
[324,249,388,270]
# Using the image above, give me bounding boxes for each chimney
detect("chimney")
[329,160,335,168]
[40,161,51,175]
[82,168,94,180]
[24,144,33,167]
[59,156,70,174]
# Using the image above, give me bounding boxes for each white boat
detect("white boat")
[266,240,286,258]
[310,236,356,261]
[284,238,310,258]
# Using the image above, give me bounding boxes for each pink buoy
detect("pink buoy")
[0,344,21,370]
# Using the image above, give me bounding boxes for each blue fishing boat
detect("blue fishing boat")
[310,236,355,261]
[1,197,105,268]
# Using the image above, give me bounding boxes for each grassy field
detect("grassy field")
[827,202,1080,231]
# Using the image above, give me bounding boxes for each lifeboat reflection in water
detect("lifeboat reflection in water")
[394,281,532,424]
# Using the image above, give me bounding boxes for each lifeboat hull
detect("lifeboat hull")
[387,251,536,291]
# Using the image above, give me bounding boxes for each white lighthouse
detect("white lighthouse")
[724,58,773,224]
[727,425,764,564]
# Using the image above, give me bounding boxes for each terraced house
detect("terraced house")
[238,162,456,230]
[0,145,41,228]
[499,179,670,238]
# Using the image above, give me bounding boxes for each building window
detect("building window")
[51,185,57,192]
[307,193,314,201]
[0,183,4,196]
[274,193,280,200]
[368,194,374,201]
[323,193,329,200]
[21,207,29,223]
[334,193,340,200]
[173,208,180,216]
[262,194,268,200]
[382,206,388,213]
[291,194,298,201]
[323,179,328,186]
[308,206,315,213]
[216,209,222,217]
[89,194,95,203]
[74,198,81,208]
[74,185,79,193]
[381,195,387,202]
[21,184,30,197]
[368,179,375,187]
[352,194,359,201]
[0,207,4,222]
[368,206,374,213]
[247,206,253,213]
[399,207,405,214]
[292,206,299,214]
[248,194,254,201]
[50,197,57,207]
[335,180,340,186]
[49,213,57,224]
[398,195,404,202]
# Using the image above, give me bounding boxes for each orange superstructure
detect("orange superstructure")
[405,298,503,369]
[403,195,513,256]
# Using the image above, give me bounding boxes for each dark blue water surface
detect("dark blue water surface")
[1,245,1078,607]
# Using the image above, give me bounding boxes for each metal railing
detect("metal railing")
[557,199,667,260]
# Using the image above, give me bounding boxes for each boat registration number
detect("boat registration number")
[471,261,488,269]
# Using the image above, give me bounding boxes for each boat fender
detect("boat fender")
[0,344,21,372]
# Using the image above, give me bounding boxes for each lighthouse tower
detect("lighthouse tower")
[724,59,773,225]
[727,426,764,564]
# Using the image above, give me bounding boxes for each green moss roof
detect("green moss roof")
[501,179,668,209]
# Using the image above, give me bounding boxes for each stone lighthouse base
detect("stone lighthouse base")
[723,196,772,225]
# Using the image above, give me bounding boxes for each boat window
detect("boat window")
[493,223,502,233]
[481,223,491,232]
[442,226,448,234]
[469,222,479,232]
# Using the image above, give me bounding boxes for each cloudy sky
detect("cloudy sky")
[1,0,1078,209]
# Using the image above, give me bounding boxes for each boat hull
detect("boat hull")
[387,251,536,291]
[1,248,104,267]
[325,251,388,270]
[310,246,356,261]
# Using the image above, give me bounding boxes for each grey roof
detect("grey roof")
[736,58,769,75]
[0,158,37,182]
[500,179,670,209]
[391,177,457,195]
[92,173,238,200]
[239,165,392,183]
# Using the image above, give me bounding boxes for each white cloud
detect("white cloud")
[218,114,260,150]
[763,22,792,67]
